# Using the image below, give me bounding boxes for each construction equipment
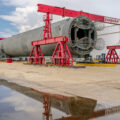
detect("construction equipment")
[37,4,120,25]
[0,15,97,60]
[0,4,120,63]
[29,7,73,66]
[0,38,4,40]
[106,45,120,63]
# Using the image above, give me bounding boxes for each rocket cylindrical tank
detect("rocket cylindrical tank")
[0,16,97,58]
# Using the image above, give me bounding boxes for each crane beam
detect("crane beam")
[38,4,120,25]
[107,45,120,49]
[32,36,68,46]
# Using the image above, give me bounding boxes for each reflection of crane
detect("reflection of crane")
[1,79,120,120]
[33,88,120,120]
[42,95,52,120]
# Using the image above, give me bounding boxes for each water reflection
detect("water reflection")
[0,79,120,120]
[0,85,67,120]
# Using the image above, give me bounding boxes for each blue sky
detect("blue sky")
[0,1,18,38]
[0,0,120,38]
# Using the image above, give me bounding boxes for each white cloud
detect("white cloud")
[1,0,38,7]
[1,0,120,35]
[0,0,64,33]
[0,29,17,38]
[0,91,42,112]
[0,5,44,33]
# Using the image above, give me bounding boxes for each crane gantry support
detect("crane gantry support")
[29,3,120,66]
[0,38,4,40]
[106,45,120,63]
[39,4,120,64]
[38,4,120,25]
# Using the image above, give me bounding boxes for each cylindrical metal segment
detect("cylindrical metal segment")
[0,16,97,58]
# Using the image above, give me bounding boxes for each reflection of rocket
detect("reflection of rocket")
[0,79,96,119]
[1,80,120,120]
[0,16,96,58]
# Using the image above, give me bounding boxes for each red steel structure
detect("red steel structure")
[51,37,73,66]
[6,58,13,63]
[37,4,120,65]
[30,36,73,65]
[37,4,120,25]
[29,39,73,66]
[0,38,4,40]
[43,13,53,40]
[29,45,45,64]
[30,3,120,65]
[106,45,120,63]
[29,5,73,66]
[42,95,52,120]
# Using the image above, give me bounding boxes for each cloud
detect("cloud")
[0,29,17,38]
[1,0,120,36]
[0,0,64,33]
[1,0,37,7]
[0,6,43,33]
[0,91,42,113]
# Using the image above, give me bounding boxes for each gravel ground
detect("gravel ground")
[0,62,120,104]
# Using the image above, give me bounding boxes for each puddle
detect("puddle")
[0,85,68,120]
[0,79,120,120]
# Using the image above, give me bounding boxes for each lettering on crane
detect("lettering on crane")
[104,17,120,24]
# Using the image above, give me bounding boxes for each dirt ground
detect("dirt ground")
[0,62,120,104]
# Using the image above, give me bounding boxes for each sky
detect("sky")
[0,0,120,38]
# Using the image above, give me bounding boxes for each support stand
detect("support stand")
[106,48,120,63]
[29,8,73,66]
[52,40,73,66]
[29,12,52,65]
[29,45,45,64]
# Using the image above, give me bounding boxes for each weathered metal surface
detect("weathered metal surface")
[0,16,97,58]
